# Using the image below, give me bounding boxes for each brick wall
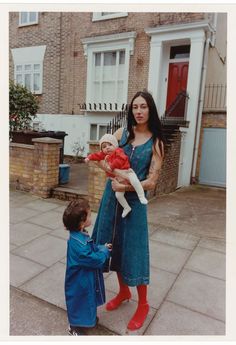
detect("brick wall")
[10,137,62,197]
[154,131,181,196]
[87,142,107,212]
[195,111,226,179]
[9,12,62,114]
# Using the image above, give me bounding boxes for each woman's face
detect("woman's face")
[132,96,149,125]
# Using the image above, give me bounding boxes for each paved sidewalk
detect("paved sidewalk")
[10,186,226,336]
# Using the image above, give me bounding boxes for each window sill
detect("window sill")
[18,22,39,27]
[92,13,128,22]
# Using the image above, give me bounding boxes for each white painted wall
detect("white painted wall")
[35,113,115,156]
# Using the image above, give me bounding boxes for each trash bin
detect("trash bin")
[59,164,70,184]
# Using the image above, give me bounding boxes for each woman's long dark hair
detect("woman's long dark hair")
[125,91,165,157]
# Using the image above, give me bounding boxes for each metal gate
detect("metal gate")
[199,128,226,187]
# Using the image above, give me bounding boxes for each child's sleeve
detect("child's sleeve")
[77,245,110,269]
[109,148,129,170]
[87,151,106,161]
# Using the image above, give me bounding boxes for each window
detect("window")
[82,31,136,111]
[11,45,46,95]
[92,12,128,21]
[93,50,125,106]
[90,124,107,140]
[15,63,42,93]
[170,45,190,59]
[19,12,38,26]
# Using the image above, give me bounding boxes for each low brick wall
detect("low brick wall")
[87,134,181,211]
[10,137,62,198]
[87,142,107,212]
[154,131,181,196]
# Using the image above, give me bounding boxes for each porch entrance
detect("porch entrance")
[166,45,190,118]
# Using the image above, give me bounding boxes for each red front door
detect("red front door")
[166,62,189,117]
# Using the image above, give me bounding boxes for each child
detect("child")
[63,198,112,336]
[85,133,148,218]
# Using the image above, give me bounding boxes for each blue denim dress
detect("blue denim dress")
[92,129,153,286]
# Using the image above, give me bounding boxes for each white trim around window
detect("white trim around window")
[81,31,136,111]
[11,45,46,94]
[90,123,108,140]
[92,12,128,22]
[19,12,39,27]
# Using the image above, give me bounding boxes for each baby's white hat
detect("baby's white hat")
[99,134,118,148]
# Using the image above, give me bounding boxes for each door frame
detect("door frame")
[145,22,211,186]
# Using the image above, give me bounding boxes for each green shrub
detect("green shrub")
[9,80,39,131]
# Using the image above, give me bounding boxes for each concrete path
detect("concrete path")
[10,186,226,336]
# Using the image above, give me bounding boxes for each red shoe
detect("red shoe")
[106,290,131,311]
[127,303,149,330]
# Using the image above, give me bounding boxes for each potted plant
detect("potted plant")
[9,80,39,140]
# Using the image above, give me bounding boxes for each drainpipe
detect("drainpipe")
[190,36,211,183]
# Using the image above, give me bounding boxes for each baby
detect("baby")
[85,133,148,218]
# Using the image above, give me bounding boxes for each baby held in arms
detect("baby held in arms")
[85,134,148,218]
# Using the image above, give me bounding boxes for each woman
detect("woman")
[92,90,164,330]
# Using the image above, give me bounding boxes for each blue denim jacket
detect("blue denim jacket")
[65,230,110,327]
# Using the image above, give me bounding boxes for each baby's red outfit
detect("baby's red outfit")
[87,148,130,177]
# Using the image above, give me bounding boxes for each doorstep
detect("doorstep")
[52,186,88,201]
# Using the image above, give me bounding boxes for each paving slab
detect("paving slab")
[10,286,68,336]
[10,222,52,246]
[149,240,191,274]
[97,290,156,335]
[150,227,200,250]
[10,254,46,287]
[10,207,40,224]
[10,287,114,336]
[50,228,69,240]
[148,188,226,240]
[23,199,62,212]
[9,192,39,206]
[26,210,65,230]
[20,262,66,310]
[11,234,67,267]
[145,300,225,335]
[197,238,226,253]
[185,246,226,280]
[167,269,225,321]
[105,267,177,309]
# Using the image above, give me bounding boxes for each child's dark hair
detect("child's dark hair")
[63,198,90,231]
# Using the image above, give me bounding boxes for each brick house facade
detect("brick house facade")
[9,11,227,189]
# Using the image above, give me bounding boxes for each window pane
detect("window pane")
[33,73,40,91]
[16,74,23,85]
[102,81,116,103]
[170,45,190,59]
[20,12,28,24]
[118,63,125,79]
[98,126,107,139]
[16,65,22,72]
[25,74,31,90]
[104,51,116,66]
[93,82,101,102]
[24,64,31,71]
[95,53,101,66]
[29,12,37,22]
[34,64,40,70]
[101,12,117,16]
[119,50,125,64]
[90,124,97,140]
[117,80,124,102]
